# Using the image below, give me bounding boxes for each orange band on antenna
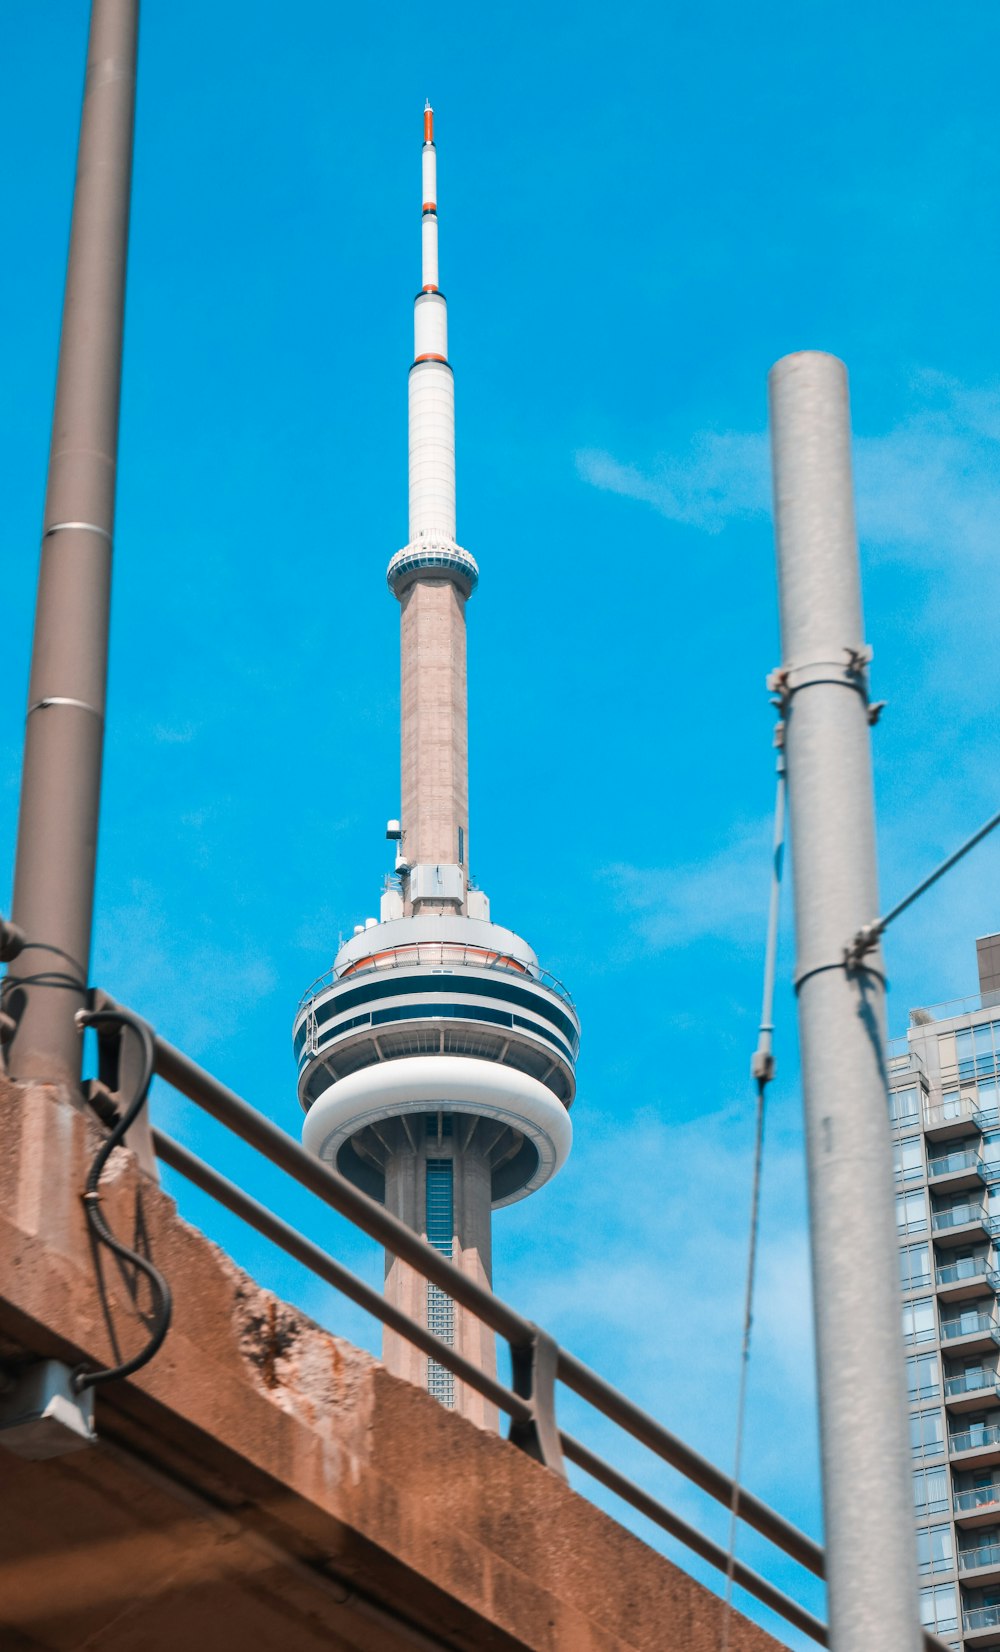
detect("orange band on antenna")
[424,106,434,143]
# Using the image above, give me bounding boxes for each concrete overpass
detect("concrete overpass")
[0,1074,787,1652]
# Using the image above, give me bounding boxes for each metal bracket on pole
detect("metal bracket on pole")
[507,1326,565,1477]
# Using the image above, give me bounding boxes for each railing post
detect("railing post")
[768,352,922,1652]
[507,1327,565,1477]
[3,0,138,1091]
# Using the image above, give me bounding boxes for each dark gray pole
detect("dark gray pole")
[4,0,138,1089]
[768,352,921,1652]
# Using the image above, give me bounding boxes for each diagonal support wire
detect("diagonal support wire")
[722,754,785,1647]
[847,804,1000,969]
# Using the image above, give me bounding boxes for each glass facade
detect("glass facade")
[918,1525,955,1575]
[914,1465,949,1517]
[425,1159,455,1407]
[911,1409,946,1459]
[898,1189,929,1235]
[903,1298,937,1345]
[901,1242,932,1291]
[919,1581,958,1634]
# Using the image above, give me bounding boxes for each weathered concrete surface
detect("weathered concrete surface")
[0,1078,789,1652]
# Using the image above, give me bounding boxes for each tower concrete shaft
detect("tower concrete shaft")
[380,1121,497,1429]
[399,579,469,875]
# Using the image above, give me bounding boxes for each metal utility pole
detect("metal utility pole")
[768,352,922,1652]
[5,0,138,1090]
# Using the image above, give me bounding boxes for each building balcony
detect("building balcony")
[960,1541,1000,1588]
[951,1426,1000,1469]
[964,1602,1000,1645]
[933,1204,993,1246]
[924,1097,982,1142]
[944,1374,1000,1412]
[937,1261,993,1303]
[929,1148,987,1193]
[953,1483,1000,1527]
[941,1315,1000,1356]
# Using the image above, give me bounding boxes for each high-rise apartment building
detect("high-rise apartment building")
[292,107,578,1425]
[892,933,1000,1647]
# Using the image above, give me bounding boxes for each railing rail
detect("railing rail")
[928,1149,984,1178]
[954,1483,1000,1511]
[960,1541,1000,1572]
[932,1204,990,1232]
[966,1602,1000,1629]
[950,1424,1000,1454]
[92,991,952,1652]
[937,1260,988,1287]
[941,1315,1000,1341]
[945,1374,1000,1400]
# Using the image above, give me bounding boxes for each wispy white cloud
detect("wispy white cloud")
[152,721,198,745]
[576,373,1000,571]
[576,432,769,535]
[599,817,774,956]
[91,880,277,1056]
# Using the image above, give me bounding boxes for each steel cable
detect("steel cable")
[721,756,785,1648]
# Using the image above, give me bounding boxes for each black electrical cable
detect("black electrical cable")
[73,1005,173,1393]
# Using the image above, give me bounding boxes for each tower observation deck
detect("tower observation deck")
[294,105,579,1425]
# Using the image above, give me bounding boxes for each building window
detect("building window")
[955,1023,1000,1083]
[901,1244,932,1292]
[913,1466,949,1517]
[898,1189,928,1234]
[902,1298,937,1345]
[917,1525,954,1575]
[907,1353,940,1401]
[919,1582,958,1633]
[911,1410,945,1459]
[895,1136,925,1183]
[891,1086,921,1125]
[425,1159,455,1407]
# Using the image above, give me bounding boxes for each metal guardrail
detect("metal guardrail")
[944,1374,1000,1401]
[932,1205,990,1233]
[928,1149,984,1179]
[908,993,998,1025]
[954,1484,1000,1513]
[295,945,577,1017]
[950,1424,1000,1455]
[936,1261,988,1288]
[91,993,953,1652]
[940,1315,1000,1342]
[960,1540,1000,1573]
[966,1602,1000,1630]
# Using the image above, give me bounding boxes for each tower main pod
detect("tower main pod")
[294,107,579,1425]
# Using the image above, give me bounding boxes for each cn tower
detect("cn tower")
[294,105,579,1425]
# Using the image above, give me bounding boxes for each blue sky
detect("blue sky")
[4,2,1000,1645]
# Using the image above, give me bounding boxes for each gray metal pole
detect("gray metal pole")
[768,352,922,1652]
[4,0,138,1089]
